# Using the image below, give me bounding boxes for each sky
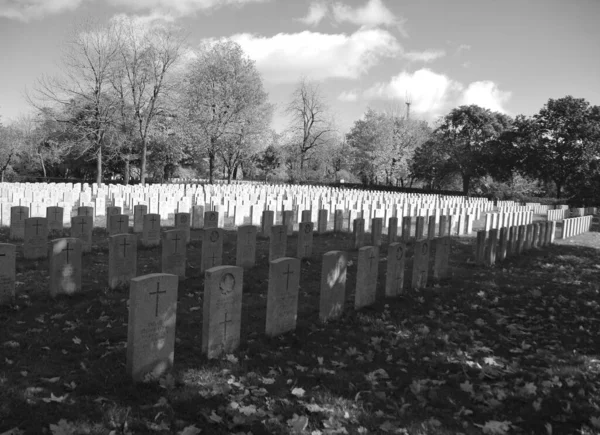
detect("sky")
[1,0,599,135]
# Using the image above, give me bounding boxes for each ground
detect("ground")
[1,214,599,435]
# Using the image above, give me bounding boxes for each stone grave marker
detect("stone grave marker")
[439,215,449,237]
[297,221,314,258]
[532,223,540,248]
[201,228,224,272]
[126,273,178,382]
[46,206,64,231]
[269,224,287,261]
[49,238,82,297]
[539,222,547,247]
[475,231,486,265]
[401,216,411,242]
[24,217,48,260]
[202,265,243,359]
[388,217,398,243]
[548,221,556,244]
[133,205,147,233]
[415,216,425,239]
[411,239,430,289]
[161,230,186,279]
[236,225,257,268]
[433,237,451,280]
[427,216,436,240]
[108,234,137,289]
[266,257,301,337]
[109,214,129,236]
[353,218,365,249]
[0,243,16,305]
[317,209,328,233]
[106,206,121,229]
[204,211,219,229]
[516,225,526,254]
[355,246,379,309]
[333,210,344,232]
[192,205,205,229]
[301,210,311,223]
[484,229,498,266]
[524,224,533,250]
[385,242,406,297]
[498,227,508,261]
[70,216,93,253]
[10,206,29,240]
[142,214,161,247]
[78,206,94,217]
[261,210,274,237]
[174,212,191,244]
[371,218,383,247]
[282,210,294,235]
[319,251,347,322]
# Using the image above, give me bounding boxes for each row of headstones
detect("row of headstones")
[126,235,452,382]
[484,211,533,231]
[474,221,556,266]
[562,215,593,239]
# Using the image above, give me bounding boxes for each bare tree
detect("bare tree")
[112,16,186,185]
[27,19,121,184]
[179,40,269,184]
[285,77,336,178]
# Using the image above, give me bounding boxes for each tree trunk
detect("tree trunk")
[140,139,148,186]
[96,145,102,185]
[462,174,470,195]
[233,164,239,181]
[124,155,130,185]
[209,151,215,184]
[38,153,47,179]
[1,170,4,182]
[556,181,562,199]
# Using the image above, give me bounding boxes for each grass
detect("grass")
[1,213,600,434]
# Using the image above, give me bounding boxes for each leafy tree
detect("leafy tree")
[519,96,600,198]
[434,105,512,194]
[256,143,282,181]
[179,40,269,184]
[409,136,458,190]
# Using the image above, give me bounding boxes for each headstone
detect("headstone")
[353,218,365,249]
[524,224,534,250]
[484,229,498,266]
[23,217,48,260]
[142,214,161,247]
[532,223,540,248]
[46,206,64,231]
[282,210,294,235]
[297,221,314,258]
[174,212,191,244]
[516,225,526,254]
[333,210,344,232]
[401,216,411,242]
[427,216,436,240]
[388,217,398,243]
[433,237,451,280]
[411,239,430,289]
[133,204,147,233]
[108,234,137,289]
[202,265,243,359]
[204,211,219,229]
[355,246,379,309]
[301,210,311,223]
[0,244,16,305]
[70,216,93,253]
[236,225,257,268]
[192,205,205,229]
[106,206,121,229]
[269,224,287,261]
[49,238,82,297]
[161,230,186,279]
[475,231,486,265]
[498,227,508,261]
[126,273,178,382]
[385,242,406,297]
[317,209,328,233]
[265,257,301,337]
[201,228,223,272]
[10,206,29,240]
[548,221,556,244]
[415,216,425,239]
[319,251,347,322]
[439,215,449,237]
[108,214,129,236]
[78,206,94,217]
[371,218,383,246]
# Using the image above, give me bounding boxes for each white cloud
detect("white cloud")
[297,1,328,26]
[0,0,86,21]
[459,81,511,114]
[338,90,359,102]
[456,43,471,54]
[363,69,511,119]
[403,49,445,63]
[107,0,268,18]
[364,69,463,118]
[228,27,400,83]
[331,0,405,33]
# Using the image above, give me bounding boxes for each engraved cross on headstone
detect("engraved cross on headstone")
[149,281,167,317]
[283,264,294,289]
[220,311,232,342]
[120,238,130,256]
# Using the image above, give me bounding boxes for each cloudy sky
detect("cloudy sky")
[1,0,599,134]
